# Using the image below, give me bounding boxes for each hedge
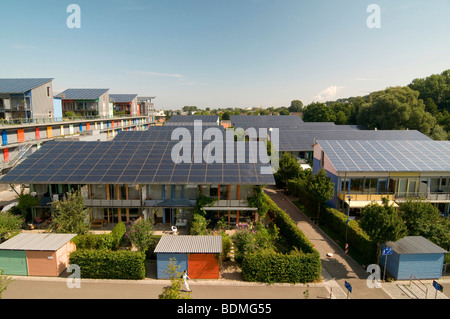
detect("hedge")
[72,222,127,251]
[69,249,146,280]
[240,194,322,284]
[322,206,377,265]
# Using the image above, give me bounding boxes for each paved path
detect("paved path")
[264,186,391,299]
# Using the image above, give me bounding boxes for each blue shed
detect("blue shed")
[381,236,448,280]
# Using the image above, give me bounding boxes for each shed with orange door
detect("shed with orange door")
[154,235,222,279]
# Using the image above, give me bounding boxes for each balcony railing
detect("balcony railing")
[84,199,142,207]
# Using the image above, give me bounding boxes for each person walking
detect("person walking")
[182,270,191,292]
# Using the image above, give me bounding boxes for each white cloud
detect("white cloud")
[313,85,344,102]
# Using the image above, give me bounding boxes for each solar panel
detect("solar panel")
[0,139,276,186]
[318,140,450,172]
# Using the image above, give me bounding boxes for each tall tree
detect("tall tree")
[288,100,303,113]
[274,152,302,189]
[302,102,336,122]
[49,190,90,235]
[307,168,334,224]
[359,200,408,264]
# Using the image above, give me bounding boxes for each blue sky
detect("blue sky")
[1,0,449,109]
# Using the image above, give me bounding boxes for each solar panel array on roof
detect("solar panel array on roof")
[0,78,53,93]
[230,115,304,130]
[318,140,450,172]
[56,88,109,100]
[278,129,432,151]
[109,94,138,103]
[114,125,229,142]
[165,115,219,126]
[0,140,275,185]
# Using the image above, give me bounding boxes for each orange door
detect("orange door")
[188,254,219,279]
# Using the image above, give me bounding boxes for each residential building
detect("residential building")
[56,88,110,118]
[109,94,138,116]
[0,78,54,121]
[313,139,450,216]
[137,96,156,119]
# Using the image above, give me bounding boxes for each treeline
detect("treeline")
[302,70,450,140]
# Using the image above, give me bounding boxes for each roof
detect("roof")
[0,78,53,93]
[165,115,219,126]
[154,235,222,254]
[109,94,138,103]
[230,115,304,130]
[386,236,448,255]
[317,140,450,172]
[0,140,275,185]
[278,129,431,151]
[56,88,109,100]
[0,233,76,251]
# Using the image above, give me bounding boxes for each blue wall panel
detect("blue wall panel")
[156,253,188,279]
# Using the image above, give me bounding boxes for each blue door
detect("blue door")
[1,131,7,146]
[157,253,188,279]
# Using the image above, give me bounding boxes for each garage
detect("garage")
[154,235,222,279]
[381,236,448,280]
[0,233,77,277]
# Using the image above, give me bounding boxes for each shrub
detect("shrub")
[69,249,146,280]
[72,222,126,251]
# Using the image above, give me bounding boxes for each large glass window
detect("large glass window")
[378,179,388,194]
[364,179,378,194]
[350,178,364,194]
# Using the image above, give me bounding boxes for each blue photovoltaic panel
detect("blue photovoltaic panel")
[0,139,275,186]
[318,140,450,172]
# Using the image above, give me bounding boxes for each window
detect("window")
[47,86,50,97]
[350,178,364,194]
[364,178,378,194]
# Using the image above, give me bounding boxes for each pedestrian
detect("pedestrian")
[182,270,191,292]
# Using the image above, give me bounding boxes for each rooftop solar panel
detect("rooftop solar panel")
[165,115,219,126]
[0,78,54,93]
[0,139,275,185]
[318,140,450,172]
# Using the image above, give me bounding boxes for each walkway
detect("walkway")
[264,186,391,299]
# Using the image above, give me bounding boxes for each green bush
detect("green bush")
[69,249,146,280]
[72,222,126,251]
[322,206,377,265]
[236,195,321,283]
[242,248,321,284]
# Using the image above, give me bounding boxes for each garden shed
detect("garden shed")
[381,236,448,280]
[154,235,222,279]
[0,233,76,277]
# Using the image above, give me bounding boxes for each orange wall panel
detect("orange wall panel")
[17,129,25,143]
[188,254,219,279]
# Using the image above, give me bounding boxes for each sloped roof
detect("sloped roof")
[110,94,138,103]
[56,88,109,100]
[154,235,222,254]
[0,78,53,93]
[0,233,76,251]
[386,236,448,255]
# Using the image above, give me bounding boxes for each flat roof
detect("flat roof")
[0,78,53,93]
[165,115,219,126]
[317,140,450,172]
[0,233,76,251]
[386,236,448,255]
[154,235,222,254]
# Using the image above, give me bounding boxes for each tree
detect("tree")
[359,200,408,264]
[0,212,23,243]
[49,190,90,235]
[274,152,302,189]
[222,112,230,121]
[126,219,154,253]
[302,102,336,122]
[158,258,191,299]
[306,168,334,224]
[398,199,450,250]
[288,100,303,113]
[356,86,443,137]
[0,269,13,299]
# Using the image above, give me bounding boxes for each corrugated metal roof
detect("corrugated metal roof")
[386,236,448,255]
[110,94,138,103]
[56,88,109,100]
[0,233,76,251]
[0,78,53,93]
[154,235,222,254]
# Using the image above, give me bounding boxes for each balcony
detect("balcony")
[84,199,142,207]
